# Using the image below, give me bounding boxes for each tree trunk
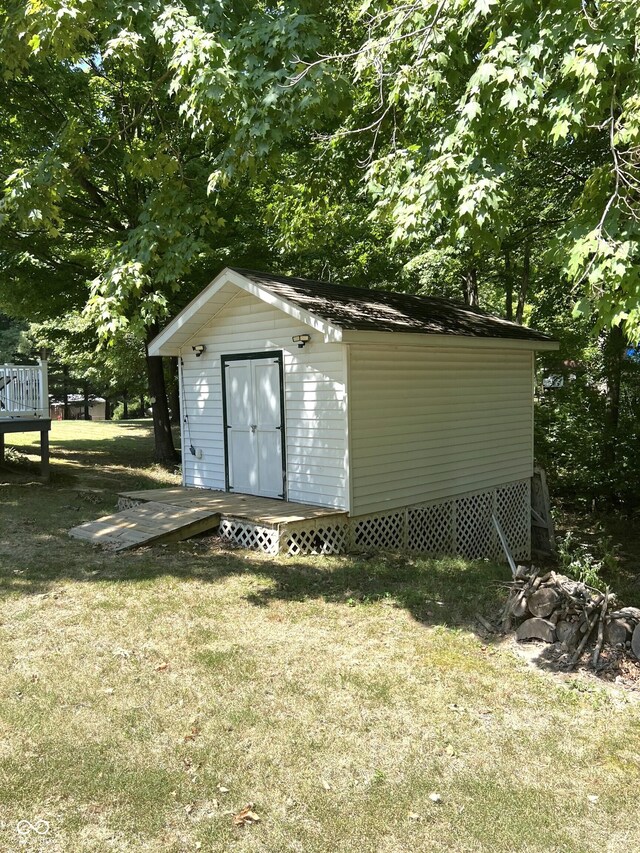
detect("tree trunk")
[140,394,145,417]
[83,382,90,420]
[602,324,626,481]
[504,248,513,321]
[145,327,178,466]
[105,398,112,421]
[62,365,70,420]
[515,241,530,325]
[463,268,479,307]
[123,397,129,420]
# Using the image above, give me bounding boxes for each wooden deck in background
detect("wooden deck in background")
[118,487,347,526]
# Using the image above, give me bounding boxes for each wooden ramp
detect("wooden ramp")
[69,501,221,551]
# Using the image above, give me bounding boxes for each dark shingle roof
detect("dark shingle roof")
[232,269,554,343]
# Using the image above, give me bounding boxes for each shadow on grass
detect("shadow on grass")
[0,431,510,637]
[0,460,176,492]
[0,529,511,634]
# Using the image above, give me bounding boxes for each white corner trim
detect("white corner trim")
[342,343,352,516]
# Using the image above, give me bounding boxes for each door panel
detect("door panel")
[225,360,253,494]
[256,429,282,498]
[253,361,280,424]
[227,362,252,425]
[223,353,285,499]
[228,428,255,493]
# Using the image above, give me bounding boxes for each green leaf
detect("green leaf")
[572,298,591,318]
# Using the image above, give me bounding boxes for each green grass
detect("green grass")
[0,421,639,851]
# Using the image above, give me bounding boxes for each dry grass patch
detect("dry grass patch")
[0,422,639,851]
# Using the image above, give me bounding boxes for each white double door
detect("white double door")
[223,354,284,499]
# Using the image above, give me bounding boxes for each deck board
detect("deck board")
[69,502,221,551]
[118,487,348,526]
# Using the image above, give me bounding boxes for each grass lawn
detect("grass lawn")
[1,421,639,852]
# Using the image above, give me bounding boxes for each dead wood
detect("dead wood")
[556,620,581,650]
[516,618,556,643]
[592,590,609,669]
[568,613,599,669]
[632,624,640,660]
[497,563,637,672]
[609,607,640,623]
[528,587,560,618]
[475,613,498,634]
[605,619,631,648]
[511,592,529,619]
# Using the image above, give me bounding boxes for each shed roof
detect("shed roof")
[148,267,558,356]
[232,269,554,343]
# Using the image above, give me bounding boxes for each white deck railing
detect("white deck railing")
[0,359,49,419]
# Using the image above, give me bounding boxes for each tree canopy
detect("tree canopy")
[0,0,638,505]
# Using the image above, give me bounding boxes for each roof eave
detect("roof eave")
[339,330,559,351]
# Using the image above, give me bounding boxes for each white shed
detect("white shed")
[149,268,558,560]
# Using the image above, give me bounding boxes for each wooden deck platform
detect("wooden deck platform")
[69,487,348,553]
[69,501,221,551]
[0,416,51,481]
[117,487,347,526]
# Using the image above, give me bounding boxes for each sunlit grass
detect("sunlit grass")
[0,422,639,851]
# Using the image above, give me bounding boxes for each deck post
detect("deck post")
[40,428,50,482]
[38,355,49,418]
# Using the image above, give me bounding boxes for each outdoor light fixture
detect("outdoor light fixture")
[192,344,206,357]
[292,334,311,349]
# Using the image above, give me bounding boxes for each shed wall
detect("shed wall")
[180,291,347,509]
[348,345,534,516]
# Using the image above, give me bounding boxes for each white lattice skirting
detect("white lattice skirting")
[218,479,531,561]
[117,497,143,511]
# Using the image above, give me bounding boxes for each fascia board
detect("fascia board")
[339,330,559,351]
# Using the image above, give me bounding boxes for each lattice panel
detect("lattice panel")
[219,519,279,555]
[407,502,454,554]
[495,480,530,561]
[354,512,405,550]
[454,492,494,560]
[285,524,348,556]
[117,497,142,511]
[113,479,530,562]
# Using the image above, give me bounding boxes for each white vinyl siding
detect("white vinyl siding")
[179,291,347,509]
[348,346,534,516]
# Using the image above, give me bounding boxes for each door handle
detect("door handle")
[250,424,257,433]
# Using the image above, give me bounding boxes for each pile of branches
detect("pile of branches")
[500,566,640,670]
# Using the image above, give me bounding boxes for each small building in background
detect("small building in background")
[50,395,106,421]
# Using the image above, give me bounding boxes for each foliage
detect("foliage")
[253,0,640,334]
[0,314,28,362]
[27,314,147,407]
[556,530,619,590]
[0,0,638,495]
[534,298,640,510]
